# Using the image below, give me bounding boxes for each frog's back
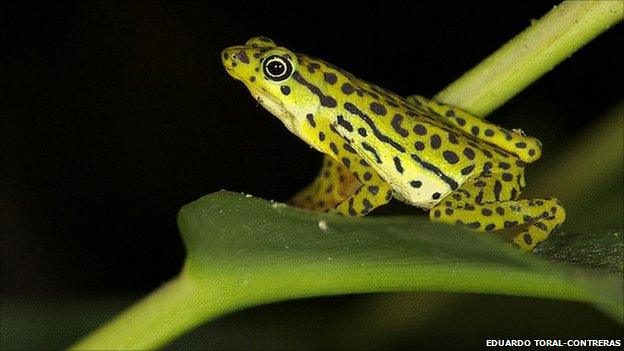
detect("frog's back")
[306,56,522,175]
[300,54,522,168]
[299,57,524,207]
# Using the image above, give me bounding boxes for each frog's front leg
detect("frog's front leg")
[327,153,393,217]
[429,173,566,251]
[288,155,361,212]
[406,95,542,163]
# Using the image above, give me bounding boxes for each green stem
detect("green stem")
[434,0,623,117]
[71,265,605,350]
[69,273,232,350]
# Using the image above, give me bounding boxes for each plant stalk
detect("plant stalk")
[69,273,231,350]
[434,0,623,117]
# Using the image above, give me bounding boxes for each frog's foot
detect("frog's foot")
[405,95,542,163]
[430,197,566,251]
[288,155,360,212]
[427,171,565,251]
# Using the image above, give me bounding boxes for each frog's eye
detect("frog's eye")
[263,55,292,81]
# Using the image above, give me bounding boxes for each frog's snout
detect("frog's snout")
[221,48,234,71]
[222,46,259,83]
[222,47,252,70]
[221,49,229,64]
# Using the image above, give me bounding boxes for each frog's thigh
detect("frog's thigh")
[429,174,566,251]
[327,154,392,217]
[406,95,542,163]
[289,155,361,212]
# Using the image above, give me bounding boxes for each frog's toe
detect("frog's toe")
[512,200,566,252]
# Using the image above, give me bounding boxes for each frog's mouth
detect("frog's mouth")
[244,83,298,135]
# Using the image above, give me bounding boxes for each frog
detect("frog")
[221,37,565,251]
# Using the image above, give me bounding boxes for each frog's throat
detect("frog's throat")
[245,83,298,135]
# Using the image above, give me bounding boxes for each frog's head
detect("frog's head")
[222,37,333,139]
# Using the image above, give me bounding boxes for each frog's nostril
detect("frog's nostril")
[231,50,250,64]
[227,52,239,63]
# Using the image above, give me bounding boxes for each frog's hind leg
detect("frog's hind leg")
[290,153,391,216]
[429,173,566,251]
[288,155,361,212]
[406,95,542,163]
[433,197,566,251]
[327,153,393,217]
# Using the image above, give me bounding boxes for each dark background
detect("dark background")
[2,1,622,349]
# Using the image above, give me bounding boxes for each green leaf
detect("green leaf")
[71,191,623,350]
[535,230,623,272]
